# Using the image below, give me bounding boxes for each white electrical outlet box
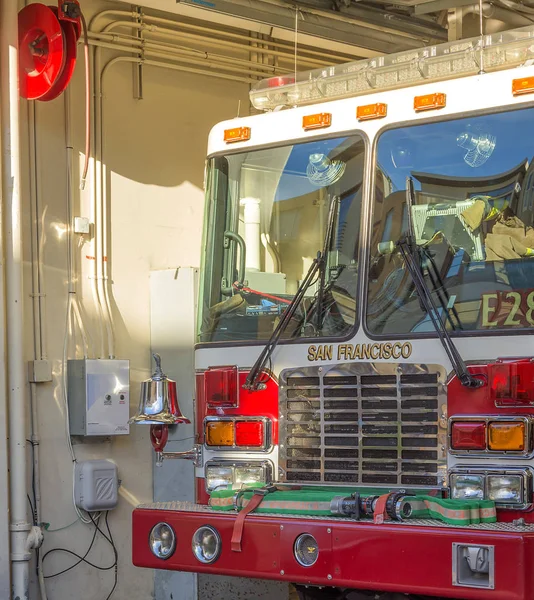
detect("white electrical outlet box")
[74,459,119,511]
[68,359,130,436]
[74,216,91,234]
[28,359,52,382]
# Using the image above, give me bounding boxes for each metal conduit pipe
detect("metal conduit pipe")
[88,30,294,74]
[89,8,357,62]
[87,35,286,79]
[92,45,114,359]
[89,39,257,82]
[101,21,336,69]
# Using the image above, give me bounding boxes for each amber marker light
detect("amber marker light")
[302,113,331,130]
[206,421,234,446]
[414,93,446,112]
[512,76,534,96]
[224,126,251,143]
[488,421,525,451]
[357,103,387,122]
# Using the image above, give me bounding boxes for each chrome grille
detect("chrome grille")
[279,363,447,488]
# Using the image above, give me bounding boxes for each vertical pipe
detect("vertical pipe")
[90,45,107,358]
[97,54,115,359]
[0,0,31,597]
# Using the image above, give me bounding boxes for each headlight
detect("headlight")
[450,468,532,508]
[192,526,221,564]
[149,522,176,560]
[206,465,233,491]
[205,460,272,492]
[234,466,266,487]
[450,473,484,500]
[294,533,319,567]
[488,474,523,504]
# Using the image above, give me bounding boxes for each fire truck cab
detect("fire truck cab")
[133,26,534,600]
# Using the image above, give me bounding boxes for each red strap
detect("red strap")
[231,493,265,552]
[373,494,391,524]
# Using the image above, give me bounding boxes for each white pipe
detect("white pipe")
[0,0,33,596]
[240,198,262,271]
[101,20,333,69]
[65,89,90,360]
[27,106,48,600]
[87,38,258,82]
[93,45,113,359]
[28,103,42,361]
[89,8,353,63]
[88,30,294,75]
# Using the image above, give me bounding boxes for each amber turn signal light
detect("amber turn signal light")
[302,113,331,131]
[414,93,446,112]
[224,126,251,143]
[206,421,234,446]
[488,421,525,451]
[512,76,534,96]
[357,103,387,122]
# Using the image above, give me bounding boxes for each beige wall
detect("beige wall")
[24,2,249,597]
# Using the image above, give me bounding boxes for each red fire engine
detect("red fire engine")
[131,25,534,599]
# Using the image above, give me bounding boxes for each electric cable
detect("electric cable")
[43,510,118,596]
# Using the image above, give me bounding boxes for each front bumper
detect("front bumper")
[132,501,534,599]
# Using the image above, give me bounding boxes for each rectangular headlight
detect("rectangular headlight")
[487,474,524,504]
[205,465,233,491]
[205,460,272,492]
[450,473,485,500]
[234,466,265,487]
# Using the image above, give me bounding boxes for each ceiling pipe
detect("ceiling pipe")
[90,9,358,63]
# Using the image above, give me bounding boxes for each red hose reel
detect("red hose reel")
[18,1,81,101]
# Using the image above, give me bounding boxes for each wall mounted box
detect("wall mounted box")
[68,359,130,436]
[74,459,119,511]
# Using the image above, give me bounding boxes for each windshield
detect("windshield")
[199,135,364,343]
[368,107,534,336]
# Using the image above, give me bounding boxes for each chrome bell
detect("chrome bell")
[129,353,191,425]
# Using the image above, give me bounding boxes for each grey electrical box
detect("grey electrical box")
[68,359,130,436]
[74,459,119,511]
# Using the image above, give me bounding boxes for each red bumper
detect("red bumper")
[132,506,534,599]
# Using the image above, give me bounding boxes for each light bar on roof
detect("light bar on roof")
[250,26,534,111]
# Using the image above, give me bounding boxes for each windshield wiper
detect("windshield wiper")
[243,196,340,392]
[398,178,482,389]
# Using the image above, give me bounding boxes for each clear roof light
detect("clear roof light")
[250,27,534,111]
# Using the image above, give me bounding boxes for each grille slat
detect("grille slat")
[280,365,445,488]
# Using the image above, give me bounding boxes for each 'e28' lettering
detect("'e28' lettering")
[481,290,534,328]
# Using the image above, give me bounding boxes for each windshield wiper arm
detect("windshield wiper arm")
[243,196,339,392]
[398,178,482,389]
[316,195,340,330]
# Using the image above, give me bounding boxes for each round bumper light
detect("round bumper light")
[149,522,176,560]
[294,533,319,567]
[192,525,222,564]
